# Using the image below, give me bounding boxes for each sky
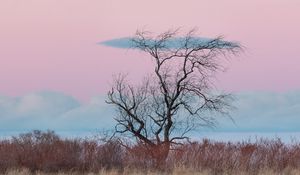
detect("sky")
[0,0,300,133]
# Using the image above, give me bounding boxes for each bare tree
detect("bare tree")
[106,28,241,164]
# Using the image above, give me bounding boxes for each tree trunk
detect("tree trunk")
[151,142,171,169]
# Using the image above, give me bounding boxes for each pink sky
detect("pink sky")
[1,0,300,102]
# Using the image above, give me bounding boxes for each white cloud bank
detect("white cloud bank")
[0,91,114,132]
[222,91,300,132]
[0,91,300,133]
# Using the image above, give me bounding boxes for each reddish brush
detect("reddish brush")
[1,130,300,174]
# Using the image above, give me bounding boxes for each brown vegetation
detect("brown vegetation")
[1,130,300,175]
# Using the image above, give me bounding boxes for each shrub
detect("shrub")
[1,130,300,175]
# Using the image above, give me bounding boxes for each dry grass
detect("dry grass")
[1,130,300,175]
[4,168,300,175]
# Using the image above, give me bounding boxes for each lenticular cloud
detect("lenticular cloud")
[100,37,238,49]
